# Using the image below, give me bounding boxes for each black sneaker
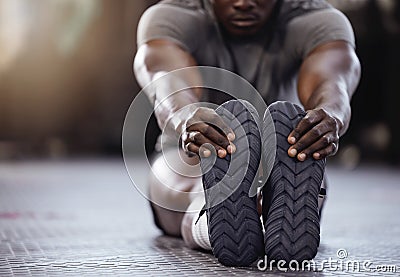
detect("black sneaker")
[200,99,264,267]
[262,101,325,262]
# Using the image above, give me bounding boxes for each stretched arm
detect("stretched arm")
[288,41,361,161]
[134,40,201,129]
[134,40,234,158]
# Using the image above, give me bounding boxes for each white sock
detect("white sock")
[188,197,212,250]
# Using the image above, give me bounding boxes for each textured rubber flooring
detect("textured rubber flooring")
[0,159,399,276]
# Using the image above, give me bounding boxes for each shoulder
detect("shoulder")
[277,0,332,24]
[158,0,205,10]
[278,0,352,32]
[276,0,355,58]
[141,0,209,22]
[137,0,212,51]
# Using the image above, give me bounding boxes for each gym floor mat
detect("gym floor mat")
[0,160,399,276]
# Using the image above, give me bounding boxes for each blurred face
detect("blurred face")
[212,0,277,37]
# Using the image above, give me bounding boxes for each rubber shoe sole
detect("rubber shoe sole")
[200,100,264,267]
[262,101,325,263]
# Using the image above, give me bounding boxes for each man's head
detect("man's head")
[212,0,278,37]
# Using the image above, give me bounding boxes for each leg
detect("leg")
[149,99,265,267]
[148,148,202,237]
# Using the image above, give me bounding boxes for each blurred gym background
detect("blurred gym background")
[1,0,399,167]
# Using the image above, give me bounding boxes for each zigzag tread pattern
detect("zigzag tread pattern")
[201,100,263,267]
[263,102,326,262]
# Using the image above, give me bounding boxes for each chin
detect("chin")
[228,27,260,38]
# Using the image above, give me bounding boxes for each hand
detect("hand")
[180,107,236,158]
[287,108,341,161]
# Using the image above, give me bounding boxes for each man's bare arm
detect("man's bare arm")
[288,41,361,161]
[134,40,235,157]
[134,40,201,129]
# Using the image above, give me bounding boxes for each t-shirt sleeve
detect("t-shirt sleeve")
[137,4,203,53]
[285,8,356,59]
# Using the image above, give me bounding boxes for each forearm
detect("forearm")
[134,41,234,158]
[134,40,201,132]
[289,42,360,161]
[298,41,361,137]
[304,81,351,136]
[152,73,201,133]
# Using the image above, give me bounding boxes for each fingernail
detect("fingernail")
[289,148,297,157]
[230,143,236,153]
[218,149,226,158]
[298,153,306,161]
[313,153,320,159]
[227,133,235,141]
[227,144,236,154]
[203,149,211,158]
[288,137,296,144]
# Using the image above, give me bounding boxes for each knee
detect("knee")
[147,166,192,212]
[147,153,200,236]
[148,152,199,212]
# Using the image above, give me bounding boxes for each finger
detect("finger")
[187,131,228,158]
[227,142,236,155]
[187,123,232,153]
[185,142,200,157]
[296,133,337,161]
[288,110,324,145]
[288,122,330,158]
[186,142,215,158]
[200,111,235,141]
[313,142,339,160]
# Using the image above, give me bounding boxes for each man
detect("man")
[134,0,360,267]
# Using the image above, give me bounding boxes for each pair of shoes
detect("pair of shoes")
[200,100,325,267]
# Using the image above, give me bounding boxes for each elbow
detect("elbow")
[348,50,361,97]
[133,46,153,88]
[133,53,141,82]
